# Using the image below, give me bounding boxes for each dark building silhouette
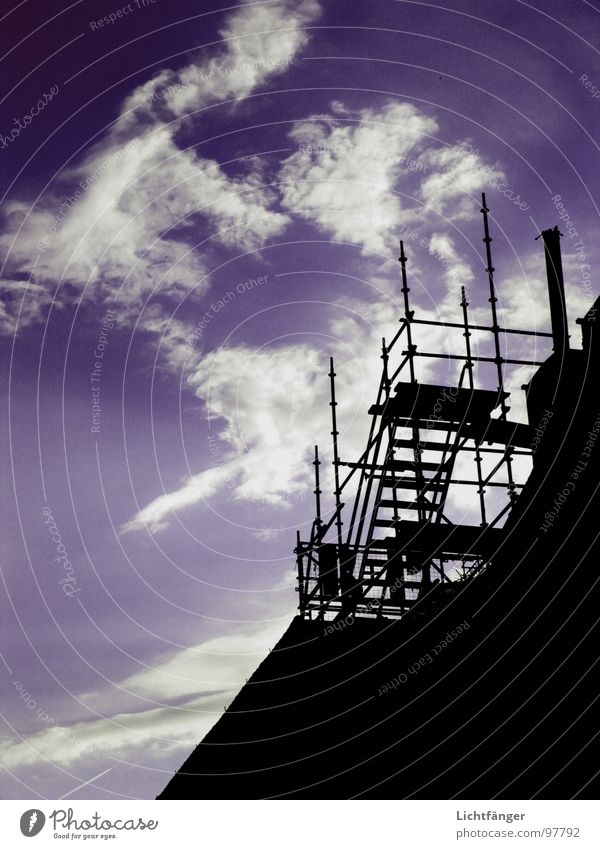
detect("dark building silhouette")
[159,196,600,799]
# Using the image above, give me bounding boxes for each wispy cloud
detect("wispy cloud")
[0,0,321,333]
[0,621,289,772]
[277,100,503,255]
[122,341,330,533]
[278,100,437,254]
[419,145,503,218]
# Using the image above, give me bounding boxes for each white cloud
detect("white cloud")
[121,0,320,123]
[0,277,55,335]
[0,693,224,771]
[0,0,321,334]
[419,146,503,218]
[428,232,474,291]
[120,623,287,698]
[0,127,283,331]
[0,621,289,771]
[121,464,233,535]
[277,100,505,257]
[122,342,330,534]
[279,101,438,254]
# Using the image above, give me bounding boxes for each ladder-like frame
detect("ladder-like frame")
[296,195,552,622]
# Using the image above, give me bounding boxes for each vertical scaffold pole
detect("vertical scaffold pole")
[480,193,516,501]
[399,240,417,384]
[382,338,400,528]
[329,358,344,549]
[481,193,505,405]
[295,529,305,612]
[313,444,322,534]
[461,286,487,527]
[382,337,391,398]
[399,240,426,522]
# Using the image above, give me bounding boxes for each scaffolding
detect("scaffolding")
[295,194,555,622]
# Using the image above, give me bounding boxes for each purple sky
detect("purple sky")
[1,0,599,799]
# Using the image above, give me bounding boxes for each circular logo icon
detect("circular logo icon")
[19,810,45,837]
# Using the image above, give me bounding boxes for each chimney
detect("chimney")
[540,226,569,355]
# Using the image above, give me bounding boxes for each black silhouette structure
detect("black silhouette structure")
[159,195,600,799]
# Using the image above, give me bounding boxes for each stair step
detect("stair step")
[381,521,506,558]
[367,579,422,589]
[378,477,446,491]
[370,383,506,422]
[389,459,445,472]
[372,416,459,431]
[393,439,450,452]
[376,499,441,510]
[363,558,422,568]
[356,598,417,610]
